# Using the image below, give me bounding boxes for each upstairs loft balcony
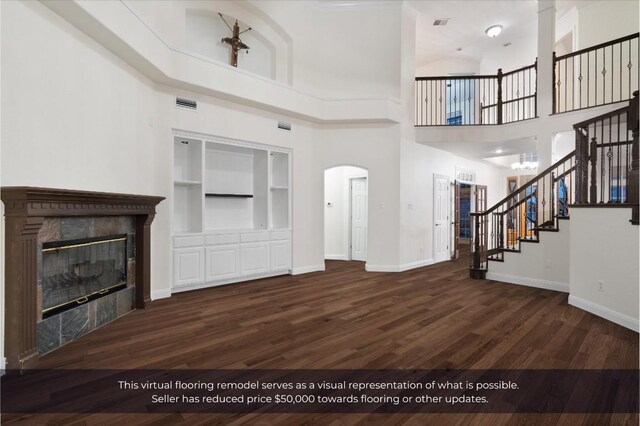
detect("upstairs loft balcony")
[415,33,639,127]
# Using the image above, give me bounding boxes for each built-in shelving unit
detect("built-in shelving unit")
[171,132,292,292]
[173,137,202,234]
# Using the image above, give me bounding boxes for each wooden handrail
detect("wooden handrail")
[555,32,639,61]
[415,74,497,81]
[471,150,576,217]
[572,105,629,129]
[502,63,536,77]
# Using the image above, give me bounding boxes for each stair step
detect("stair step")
[533,227,559,232]
[487,257,504,262]
[518,238,539,243]
[502,248,521,253]
[556,215,570,220]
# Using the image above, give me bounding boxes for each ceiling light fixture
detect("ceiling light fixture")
[485,25,503,38]
[495,149,503,154]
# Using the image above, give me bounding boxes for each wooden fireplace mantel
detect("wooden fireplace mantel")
[1,187,164,370]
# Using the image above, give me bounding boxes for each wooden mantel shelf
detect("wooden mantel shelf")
[1,186,164,217]
[1,187,164,370]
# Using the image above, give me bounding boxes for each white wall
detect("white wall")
[324,166,368,260]
[552,130,575,162]
[569,207,639,332]
[577,1,640,49]
[416,57,481,77]
[487,219,571,292]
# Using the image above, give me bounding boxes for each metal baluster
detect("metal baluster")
[565,56,568,111]
[601,122,605,203]
[603,47,607,104]
[579,54,583,109]
[587,52,591,107]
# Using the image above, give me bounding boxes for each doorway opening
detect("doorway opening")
[324,166,368,262]
[451,181,487,261]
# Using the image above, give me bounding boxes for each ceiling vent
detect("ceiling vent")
[433,18,450,26]
[176,97,197,110]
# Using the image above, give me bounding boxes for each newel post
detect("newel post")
[589,137,599,203]
[497,68,503,124]
[628,91,639,223]
[534,57,538,117]
[552,51,557,114]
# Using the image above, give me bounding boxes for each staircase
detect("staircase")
[470,92,639,279]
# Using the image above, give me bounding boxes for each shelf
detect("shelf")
[270,186,289,190]
[205,193,254,198]
[175,180,202,186]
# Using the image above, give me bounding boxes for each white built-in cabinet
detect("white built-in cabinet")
[172,131,292,292]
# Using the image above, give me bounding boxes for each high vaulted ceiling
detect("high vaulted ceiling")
[411,0,538,68]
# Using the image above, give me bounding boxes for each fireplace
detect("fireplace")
[42,234,128,319]
[2,187,164,370]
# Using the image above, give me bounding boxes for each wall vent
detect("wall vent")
[278,121,292,131]
[176,97,197,110]
[433,18,450,26]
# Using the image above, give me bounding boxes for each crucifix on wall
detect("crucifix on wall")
[218,13,251,67]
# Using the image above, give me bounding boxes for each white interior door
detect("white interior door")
[350,178,367,261]
[434,175,451,263]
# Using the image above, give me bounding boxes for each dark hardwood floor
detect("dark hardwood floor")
[4,255,638,425]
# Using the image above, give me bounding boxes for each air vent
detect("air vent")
[278,121,291,131]
[176,97,197,110]
[503,42,512,47]
[433,18,450,26]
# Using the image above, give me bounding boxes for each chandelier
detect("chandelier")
[511,153,538,170]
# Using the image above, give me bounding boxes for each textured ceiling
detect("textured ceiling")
[411,0,538,68]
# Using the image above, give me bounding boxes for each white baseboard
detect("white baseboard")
[151,288,172,300]
[365,258,434,273]
[568,295,639,332]
[291,264,325,275]
[486,272,570,293]
[172,271,290,293]
[324,254,347,260]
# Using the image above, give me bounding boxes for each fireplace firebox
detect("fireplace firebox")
[42,234,128,318]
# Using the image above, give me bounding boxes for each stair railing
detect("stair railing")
[470,92,639,278]
[469,151,576,278]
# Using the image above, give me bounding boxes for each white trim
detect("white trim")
[486,272,569,293]
[568,295,639,332]
[291,264,326,275]
[365,259,435,272]
[172,129,292,155]
[325,254,348,260]
[173,271,289,293]
[151,288,172,300]
[0,357,6,375]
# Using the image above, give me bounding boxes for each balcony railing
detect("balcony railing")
[553,33,639,114]
[415,62,537,126]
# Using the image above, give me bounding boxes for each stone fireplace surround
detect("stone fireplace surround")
[1,187,164,370]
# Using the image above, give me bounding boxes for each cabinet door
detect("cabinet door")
[174,247,204,287]
[240,242,270,276]
[206,244,240,282]
[270,240,291,272]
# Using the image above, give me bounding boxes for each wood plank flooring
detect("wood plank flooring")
[4,255,638,425]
